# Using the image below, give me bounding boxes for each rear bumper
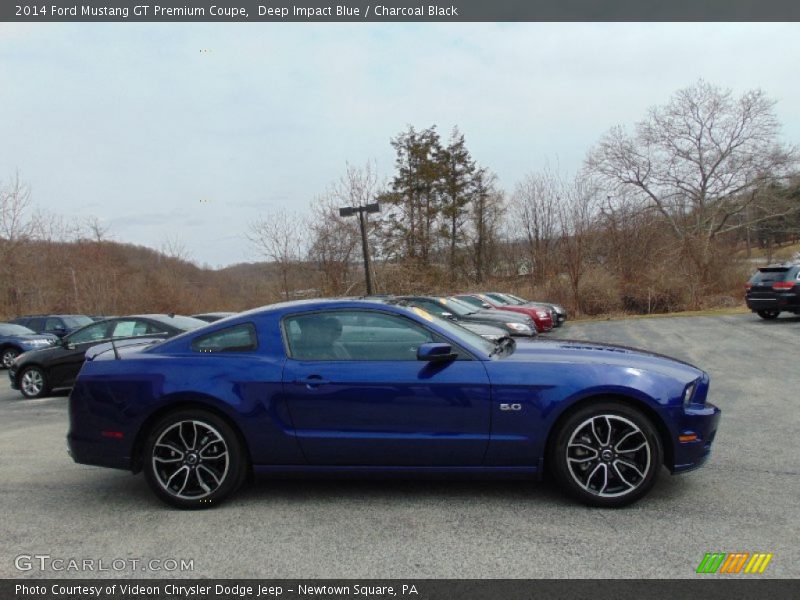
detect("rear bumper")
[67,432,132,471]
[746,293,799,312]
[671,402,721,474]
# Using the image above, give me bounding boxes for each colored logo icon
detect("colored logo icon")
[696,552,773,574]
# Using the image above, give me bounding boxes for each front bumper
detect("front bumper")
[8,366,19,390]
[671,402,721,473]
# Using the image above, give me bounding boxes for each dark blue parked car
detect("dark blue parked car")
[0,323,58,368]
[68,299,721,509]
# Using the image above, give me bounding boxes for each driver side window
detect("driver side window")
[68,322,110,344]
[285,311,435,361]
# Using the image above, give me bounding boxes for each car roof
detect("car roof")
[14,314,89,318]
[233,297,408,318]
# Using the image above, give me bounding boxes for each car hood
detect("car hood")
[15,344,67,363]
[507,338,704,380]
[469,310,530,324]
[11,333,58,343]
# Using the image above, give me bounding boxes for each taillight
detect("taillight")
[745,283,753,292]
[772,281,795,290]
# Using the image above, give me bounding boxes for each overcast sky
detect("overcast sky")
[1,22,799,267]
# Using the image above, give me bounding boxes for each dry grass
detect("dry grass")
[570,304,750,323]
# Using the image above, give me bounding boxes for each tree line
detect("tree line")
[3,80,800,319]
[252,80,799,314]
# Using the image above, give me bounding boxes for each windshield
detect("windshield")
[147,315,208,331]
[0,324,36,336]
[403,306,496,355]
[485,293,512,305]
[503,293,526,304]
[498,293,525,305]
[63,316,93,328]
[442,297,480,315]
[455,295,486,309]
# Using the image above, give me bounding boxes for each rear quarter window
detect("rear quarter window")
[750,267,798,283]
[191,323,258,353]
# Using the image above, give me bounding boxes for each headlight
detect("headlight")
[683,381,697,406]
[505,322,532,333]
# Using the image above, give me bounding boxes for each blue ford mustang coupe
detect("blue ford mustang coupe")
[67,299,720,509]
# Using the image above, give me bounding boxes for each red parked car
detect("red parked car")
[455,293,554,332]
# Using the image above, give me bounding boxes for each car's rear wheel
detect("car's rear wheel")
[550,401,662,508]
[143,409,247,509]
[757,310,780,320]
[19,366,49,399]
[1,347,20,369]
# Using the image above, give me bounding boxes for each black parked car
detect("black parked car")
[485,292,568,327]
[745,264,800,319]
[9,314,207,399]
[10,314,94,338]
[397,296,537,337]
[0,323,58,368]
[192,312,237,323]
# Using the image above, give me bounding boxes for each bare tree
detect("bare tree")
[468,168,504,283]
[511,167,560,283]
[159,234,193,263]
[556,176,597,314]
[0,171,38,315]
[248,209,305,300]
[307,194,361,295]
[586,80,797,282]
[327,161,382,292]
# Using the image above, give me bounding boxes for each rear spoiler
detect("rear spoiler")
[85,336,167,361]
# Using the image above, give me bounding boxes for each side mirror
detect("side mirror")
[482,303,492,309]
[417,342,457,362]
[441,312,455,320]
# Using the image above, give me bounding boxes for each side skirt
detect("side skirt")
[252,464,541,480]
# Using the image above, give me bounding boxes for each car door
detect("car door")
[46,321,113,387]
[280,309,492,466]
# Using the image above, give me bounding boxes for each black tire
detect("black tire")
[757,310,780,320]
[549,401,663,508]
[143,409,248,509]
[1,347,20,369]
[19,366,50,399]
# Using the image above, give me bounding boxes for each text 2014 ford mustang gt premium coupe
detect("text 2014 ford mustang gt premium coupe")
[67,299,720,509]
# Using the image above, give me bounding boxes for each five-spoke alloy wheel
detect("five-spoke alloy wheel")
[144,409,247,509]
[19,366,49,399]
[1,348,20,369]
[551,401,662,507]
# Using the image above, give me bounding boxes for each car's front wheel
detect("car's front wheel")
[550,401,662,508]
[143,409,247,509]
[19,366,49,399]
[757,310,780,320]
[1,347,20,369]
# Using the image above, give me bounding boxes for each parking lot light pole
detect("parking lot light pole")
[338,202,380,295]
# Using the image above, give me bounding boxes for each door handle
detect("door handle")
[295,375,330,388]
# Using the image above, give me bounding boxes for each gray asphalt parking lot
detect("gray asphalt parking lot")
[1,313,798,579]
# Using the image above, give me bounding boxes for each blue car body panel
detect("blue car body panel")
[67,300,720,479]
[0,331,57,353]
